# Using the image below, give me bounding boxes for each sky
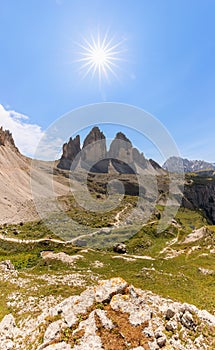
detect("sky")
[0,0,215,163]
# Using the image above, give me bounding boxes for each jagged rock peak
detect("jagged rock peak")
[0,126,18,151]
[83,126,105,148]
[57,135,81,170]
[65,135,81,159]
[114,131,132,145]
[57,126,165,174]
[149,158,162,170]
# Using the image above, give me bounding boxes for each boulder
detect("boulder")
[95,277,128,303]
[113,243,127,254]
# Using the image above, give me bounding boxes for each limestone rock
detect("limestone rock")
[156,335,166,348]
[109,132,135,174]
[1,278,214,349]
[49,287,95,327]
[0,314,21,350]
[41,252,83,265]
[182,178,215,224]
[57,127,162,175]
[0,260,15,271]
[113,243,127,254]
[81,127,107,173]
[95,277,128,303]
[0,127,18,151]
[83,127,106,148]
[57,135,81,170]
[72,311,103,350]
[43,320,64,344]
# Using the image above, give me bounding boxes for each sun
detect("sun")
[77,32,125,83]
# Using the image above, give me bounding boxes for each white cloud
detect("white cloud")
[0,104,44,157]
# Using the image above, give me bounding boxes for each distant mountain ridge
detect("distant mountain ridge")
[163,156,215,173]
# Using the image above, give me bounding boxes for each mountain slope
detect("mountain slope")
[0,128,70,224]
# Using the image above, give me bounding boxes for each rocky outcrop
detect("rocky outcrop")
[113,243,127,254]
[0,127,18,151]
[81,127,108,173]
[149,159,162,171]
[41,251,83,265]
[57,135,81,170]
[183,175,215,223]
[1,277,214,349]
[82,127,106,149]
[0,314,22,350]
[109,132,136,174]
[57,127,160,175]
[163,156,215,173]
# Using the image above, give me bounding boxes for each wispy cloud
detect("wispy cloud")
[0,104,44,157]
[34,134,64,161]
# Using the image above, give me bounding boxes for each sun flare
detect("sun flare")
[77,32,125,82]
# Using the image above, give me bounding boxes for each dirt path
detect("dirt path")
[159,234,180,255]
[113,205,128,227]
[0,233,65,245]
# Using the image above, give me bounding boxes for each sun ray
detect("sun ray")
[76,31,125,82]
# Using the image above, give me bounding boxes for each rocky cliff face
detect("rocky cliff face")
[57,135,81,170]
[0,276,214,349]
[0,127,18,151]
[109,132,136,174]
[81,127,108,173]
[183,175,215,224]
[82,126,106,148]
[57,127,159,175]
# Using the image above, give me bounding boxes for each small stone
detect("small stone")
[181,310,194,329]
[154,329,164,339]
[143,325,154,338]
[0,260,15,271]
[156,335,166,348]
[148,340,160,350]
[165,308,175,320]
[165,320,177,332]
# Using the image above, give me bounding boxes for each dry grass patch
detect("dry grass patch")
[96,305,150,350]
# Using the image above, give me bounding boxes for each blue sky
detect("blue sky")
[0,0,215,163]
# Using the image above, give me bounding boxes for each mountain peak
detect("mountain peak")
[0,127,19,152]
[83,126,105,148]
[115,131,132,144]
[163,156,215,173]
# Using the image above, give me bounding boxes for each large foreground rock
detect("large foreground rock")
[0,278,214,349]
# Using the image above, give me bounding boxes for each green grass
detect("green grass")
[59,193,137,228]
[0,220,59,240]
[175,207,208,231]
[0,203,214,322]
